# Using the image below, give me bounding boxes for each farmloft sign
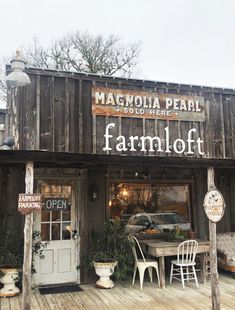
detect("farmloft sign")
[103,123,204,155]
[92,87,205,122]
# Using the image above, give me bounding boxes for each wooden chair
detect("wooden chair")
[128,235,160,290]
[170,240,199,289]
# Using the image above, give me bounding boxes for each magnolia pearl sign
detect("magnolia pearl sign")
[92,87,205,122]
[103,123,204,155]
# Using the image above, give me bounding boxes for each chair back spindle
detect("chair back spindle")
[128,235,146,263]
[177,240,198,264]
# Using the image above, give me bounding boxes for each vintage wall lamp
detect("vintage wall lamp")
[90,186,99,201]
[0,136,15,150]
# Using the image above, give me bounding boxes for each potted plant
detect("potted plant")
[92,250,117,289]
[0,230,47,297]
[0,230,23,297]
[166,225,188,242]
[81,220,133,288]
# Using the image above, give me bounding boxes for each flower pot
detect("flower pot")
[0,268,20,297]
[93,261,117,289]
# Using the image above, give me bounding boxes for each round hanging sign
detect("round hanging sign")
[203,188,225,223]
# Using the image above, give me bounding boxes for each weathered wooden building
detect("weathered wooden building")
[1,67,235,286]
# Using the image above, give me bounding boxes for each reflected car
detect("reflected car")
[125,212,190,233]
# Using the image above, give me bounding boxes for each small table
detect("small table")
[140,239,210,289]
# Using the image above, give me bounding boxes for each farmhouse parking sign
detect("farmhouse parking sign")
[18,193,41,214]
[203,188,225,223]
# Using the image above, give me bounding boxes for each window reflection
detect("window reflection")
[109,183,190,223]
[62,223,71,240]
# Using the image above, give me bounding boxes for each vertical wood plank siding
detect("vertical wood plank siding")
[10,70,235,160]
[0,165,25,233]
[39,76,53,150]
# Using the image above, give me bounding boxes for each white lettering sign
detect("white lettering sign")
[103,123,204,155]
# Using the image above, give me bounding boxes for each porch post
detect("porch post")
[208,167,220,310]
[22,161,34,310]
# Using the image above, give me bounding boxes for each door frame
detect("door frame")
[32,171,80,287]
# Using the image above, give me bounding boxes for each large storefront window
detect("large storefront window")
[108,183,191,231]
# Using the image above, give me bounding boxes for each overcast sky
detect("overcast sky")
[1,0,235,89]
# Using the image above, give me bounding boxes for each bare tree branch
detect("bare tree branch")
[0,31,142,102]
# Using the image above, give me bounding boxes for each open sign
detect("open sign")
[44,198,68,210]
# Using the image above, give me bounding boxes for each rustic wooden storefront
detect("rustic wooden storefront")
[2,68,235,285]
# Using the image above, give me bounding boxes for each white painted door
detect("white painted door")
[34,181,79,286]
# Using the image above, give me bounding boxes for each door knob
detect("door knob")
[72,229,78,239]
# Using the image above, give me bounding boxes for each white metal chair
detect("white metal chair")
[128,235,160,290]
[170,239,199,289]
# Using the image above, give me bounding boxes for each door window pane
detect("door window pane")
[62,223,71,240]
[52,211,61,222]
[41,210,50,222]
[52,223,61,240]
[41,224,50,241]
[62,210,71,221]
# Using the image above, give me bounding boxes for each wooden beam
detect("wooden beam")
[36,75,40,149]
[208,167,220,310]
[22,161,34,310]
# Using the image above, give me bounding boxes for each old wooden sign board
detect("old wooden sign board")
[203,188,225,223]
[18,193,41,214]
[92,87,205,122]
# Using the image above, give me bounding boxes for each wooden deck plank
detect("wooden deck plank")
[80,288,111,310]
[59,292,83,310]
[113,287,145,308]
[0,274,235,310]
[8,295,21,310]
[118,285,171,310]
[0,297,10,310]
[43,293,67,310]
[64,292,88,310]
[96,287,134,309]
[116,284,159,307]
[34,291,51,310]
[29,293,42,310]
[69,289,104,310]
[86,288,115,307]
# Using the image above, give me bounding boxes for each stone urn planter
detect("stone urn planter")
[93,260,117,289]
[0,268,20,297]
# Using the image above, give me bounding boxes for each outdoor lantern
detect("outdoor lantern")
[5,51,31,87]
[90,187,99,201]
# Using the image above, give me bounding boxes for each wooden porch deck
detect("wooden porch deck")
[1,273,235,310]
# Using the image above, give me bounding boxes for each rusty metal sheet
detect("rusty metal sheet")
[92,87,205,122]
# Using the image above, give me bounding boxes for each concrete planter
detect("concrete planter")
[93,261,117,289]
[0,268,20,297]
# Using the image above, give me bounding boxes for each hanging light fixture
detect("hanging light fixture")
[5,50,31,87]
